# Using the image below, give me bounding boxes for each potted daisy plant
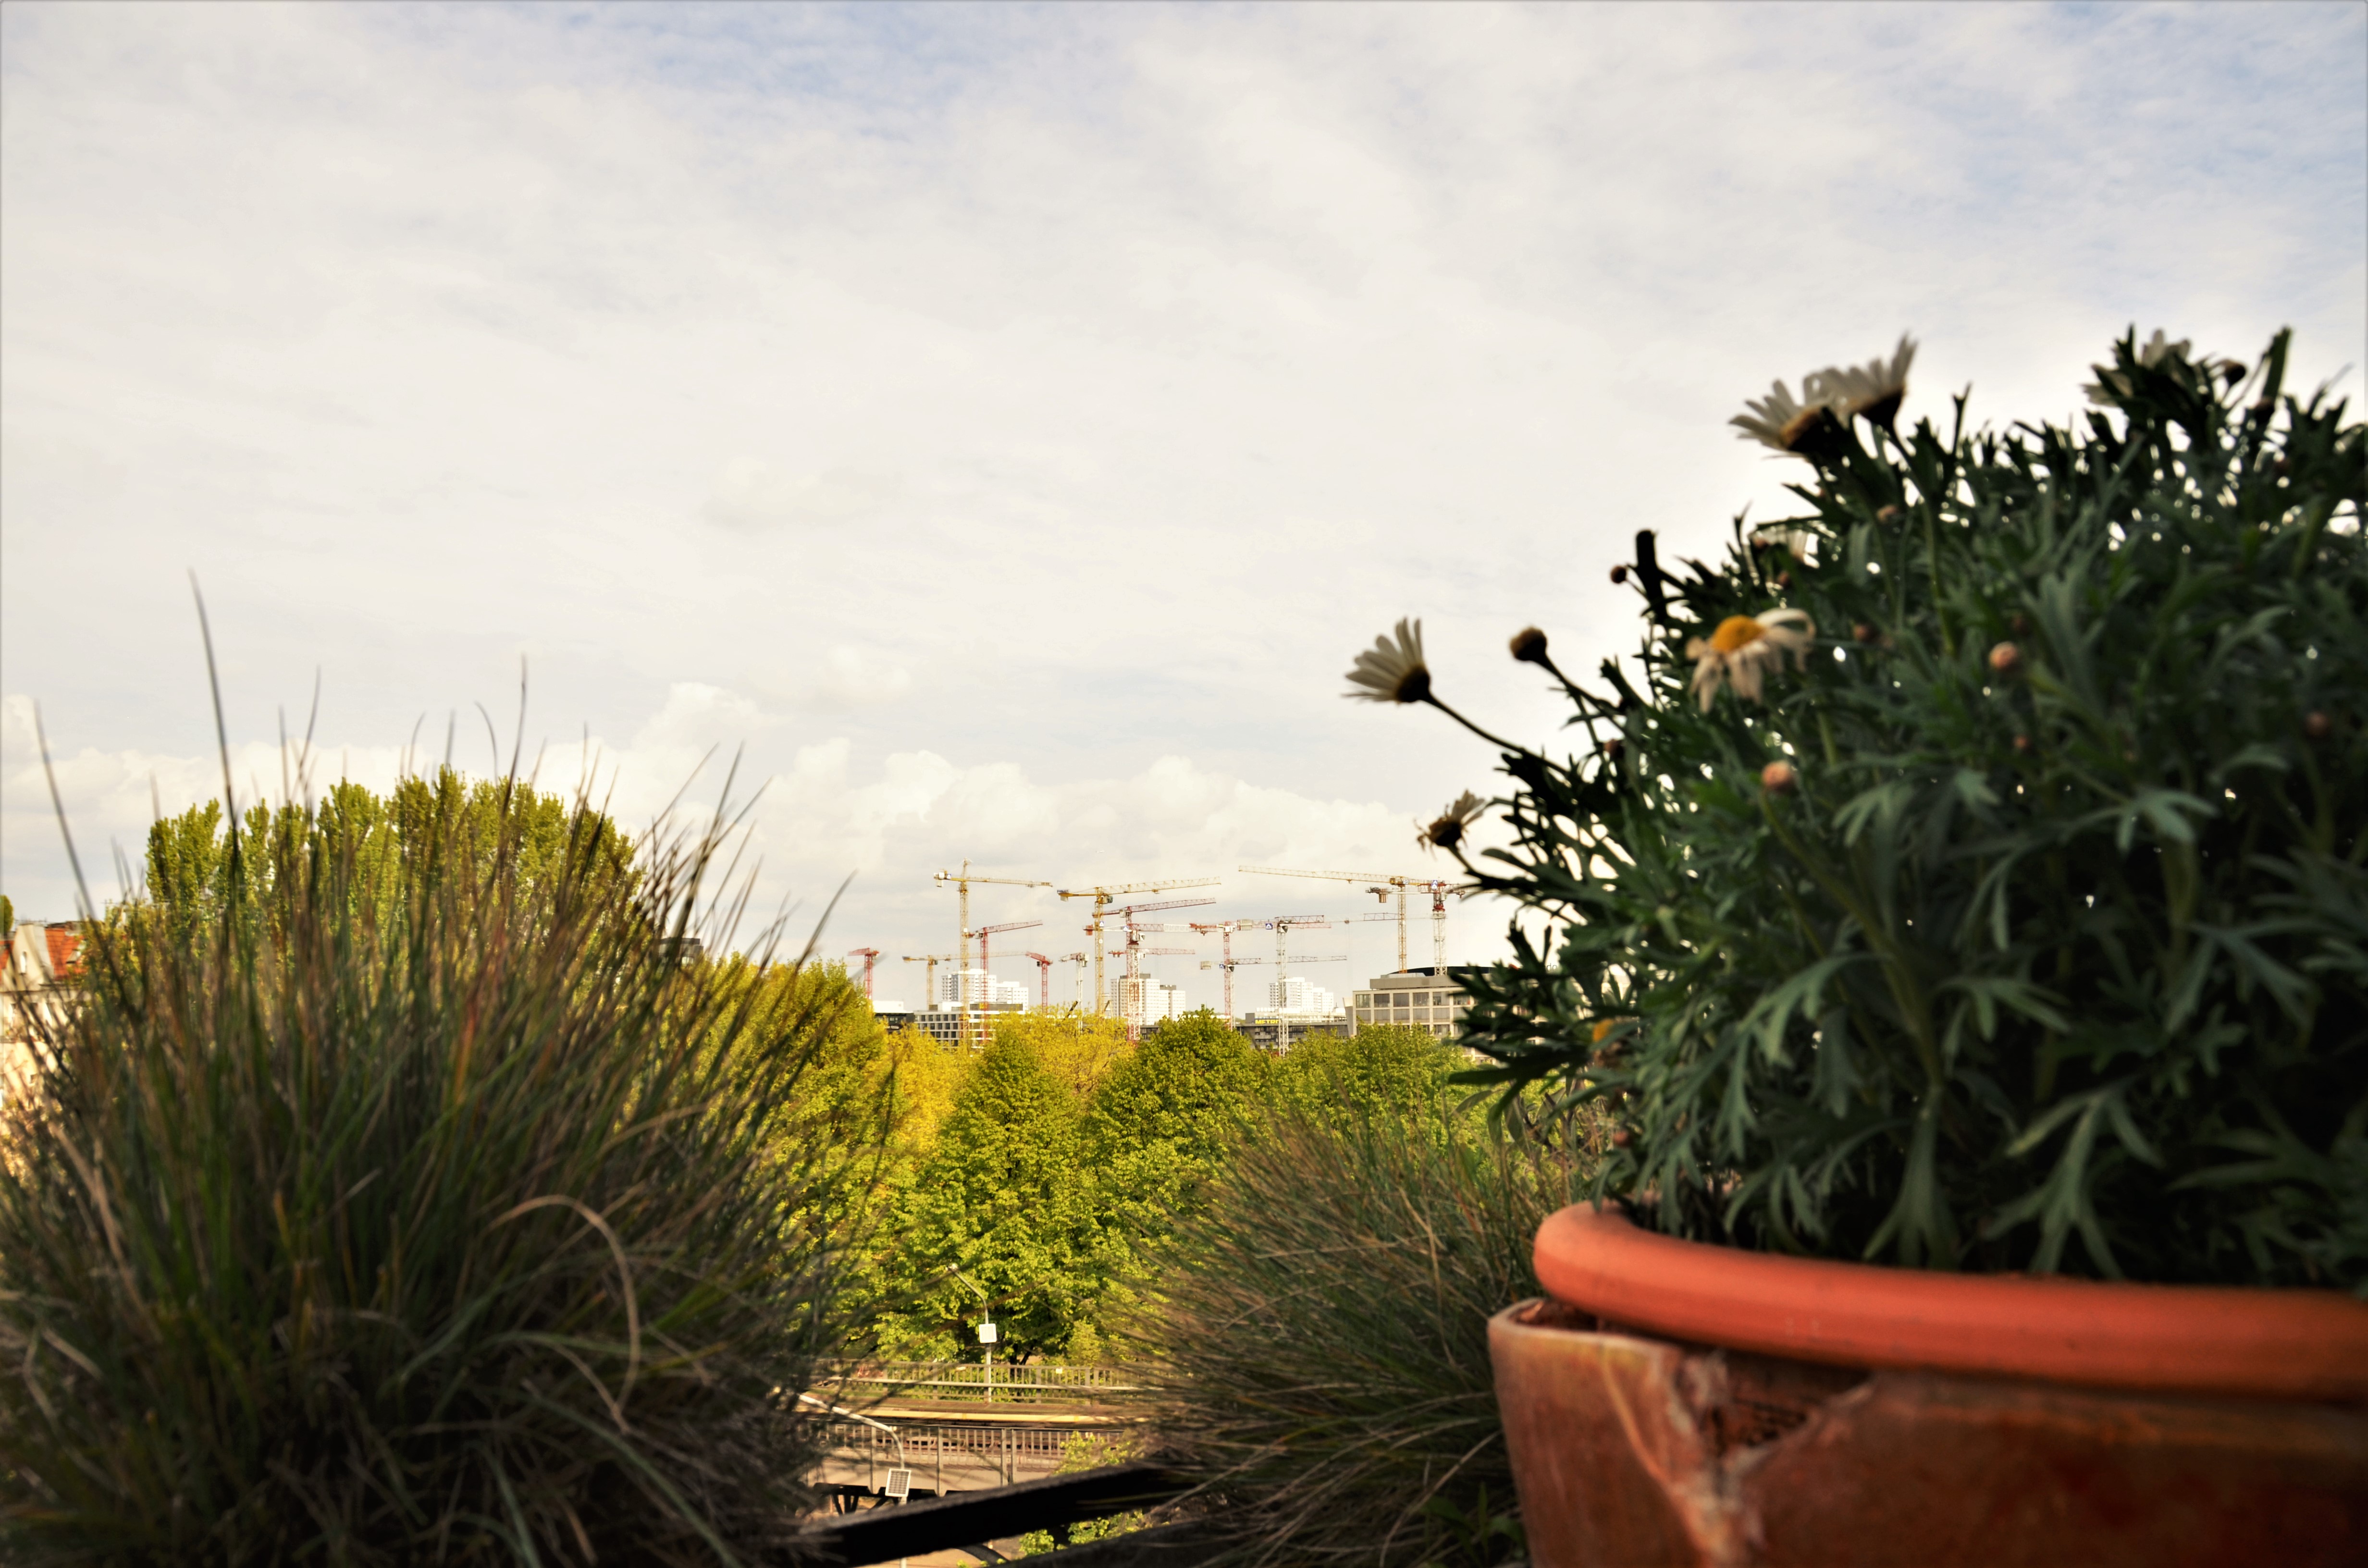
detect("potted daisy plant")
[1353,328,2368,1567]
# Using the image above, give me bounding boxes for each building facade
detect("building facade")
[1347,968,1469,1040]
[1,921,84,1098]
[1107,975,1185,1026]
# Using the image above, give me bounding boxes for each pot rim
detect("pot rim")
[1536,1202,2368,1403]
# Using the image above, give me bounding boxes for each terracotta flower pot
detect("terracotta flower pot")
[1491,1203,2368,1568]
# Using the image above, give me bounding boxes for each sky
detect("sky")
[3,1,2363,1008]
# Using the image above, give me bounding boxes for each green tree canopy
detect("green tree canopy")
[1273,1023,1468,1133]
[883,1033,1094,1360]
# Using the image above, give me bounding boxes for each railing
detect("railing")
[823,1417,1096,1494]
[792,1462,1218,1566]
[817,1360,1162,1404]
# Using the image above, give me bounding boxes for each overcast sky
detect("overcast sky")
[4,1,2362,1004]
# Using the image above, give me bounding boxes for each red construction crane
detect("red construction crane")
[846,947,881,1000]
[1054,876,1219,1014]
[1022,951,1055,1011]
[1239,865,1464,972]
[971,918,1043,1044]
[1113,924,1200,1042]
[936,860,1050,1049]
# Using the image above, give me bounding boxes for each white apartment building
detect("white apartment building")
[1107,975,1186,1025]
[939,969,1029,1009]
[1265,975,1336,1015]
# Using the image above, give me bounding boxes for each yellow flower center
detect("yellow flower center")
[1709,615,1766,654]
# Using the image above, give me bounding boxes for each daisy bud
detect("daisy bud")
[1602,736,1625,761]
[2305,710,2332,741]
[1852,623,1877,645]
[1760,760,1799,795]
[2009,613,2031,636]
[1509,626,1551,666]
[1776,571,1793,590]
[1611,1128,1634,1149]
[1989,641,2024,677]
[2012,734,2034,757]
[1610,564,1629,585]
[1876,505,1902,525]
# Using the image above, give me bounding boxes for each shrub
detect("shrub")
[0,772,856,1564]
[1147,1102,1568,1566]
[1399,328,2368,1287]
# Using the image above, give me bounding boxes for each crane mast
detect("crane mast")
[1239,865,1462,974]
[937,861,1050,1051]
[1055,877,1219,1015]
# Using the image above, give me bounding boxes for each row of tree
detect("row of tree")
[131,778,1478,1364]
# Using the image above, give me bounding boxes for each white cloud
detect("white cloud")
[3,1,2360,983]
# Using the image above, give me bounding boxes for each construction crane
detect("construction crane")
[1022,952,1056,1011]
[1069,894,1214,1017]
[937,861,1051,1049]
[1057,951,1089,1009]
[1239,865,1465,973]
[1189,917,1309,1019]
[966,919,1043,1048]
[846,947,881,1000]
[1112,913,1200,1043]
[901,952,959,1020]
[1232,948,1350,1051]
[1054,877,1220,1013]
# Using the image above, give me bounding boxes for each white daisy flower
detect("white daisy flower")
[1345,618,1431,704]
[1810,333,1917,434]
[2084,329,2193,406]
[1685,609,1817,712]
[1420,790,1487,853]
[1731,380,1849,463]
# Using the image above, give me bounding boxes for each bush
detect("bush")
[1147,1100,1569,1566]
[1407,328,2368,1287]
[0,772,857,1564]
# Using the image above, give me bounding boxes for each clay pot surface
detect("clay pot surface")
[1491,1300,2368,1568]
[1535,1202,2368,1402]
[1492,1205,2368,1567]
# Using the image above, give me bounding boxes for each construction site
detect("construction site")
[839,862,1475,1051]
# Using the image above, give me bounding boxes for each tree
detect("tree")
[993,1010,1134,1102]
[882,1033,1095,1360]
[1273,1023,1468,1133]
[1078,1010,1269,1333]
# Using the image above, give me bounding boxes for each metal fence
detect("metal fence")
[818,1360,1161,1404]
[823,1417,1113,1496]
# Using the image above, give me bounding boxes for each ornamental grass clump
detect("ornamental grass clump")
[0,764,858,1564]
[1146,1029,1573,1567]
[1376,328,2368,1289]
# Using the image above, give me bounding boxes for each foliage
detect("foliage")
[1084,1011,1269,1251]
[1273,1023,1470,1133]
[0,772,853,1564]
[1011,1431,1154,1556]
[1147,1101,1569,1567]
[877,1032,1097,1361]
[1427,328,2368,1286]
[996,1010,1133,1103]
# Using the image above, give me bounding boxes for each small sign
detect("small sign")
[883,1467,913,1502]
[976,1321,999,1344]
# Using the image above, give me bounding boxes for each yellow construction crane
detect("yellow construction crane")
[900,952,959,1021]
[1053,876,1218,1012]
[936,861,1051,1049]
[1238,865,1465,973]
